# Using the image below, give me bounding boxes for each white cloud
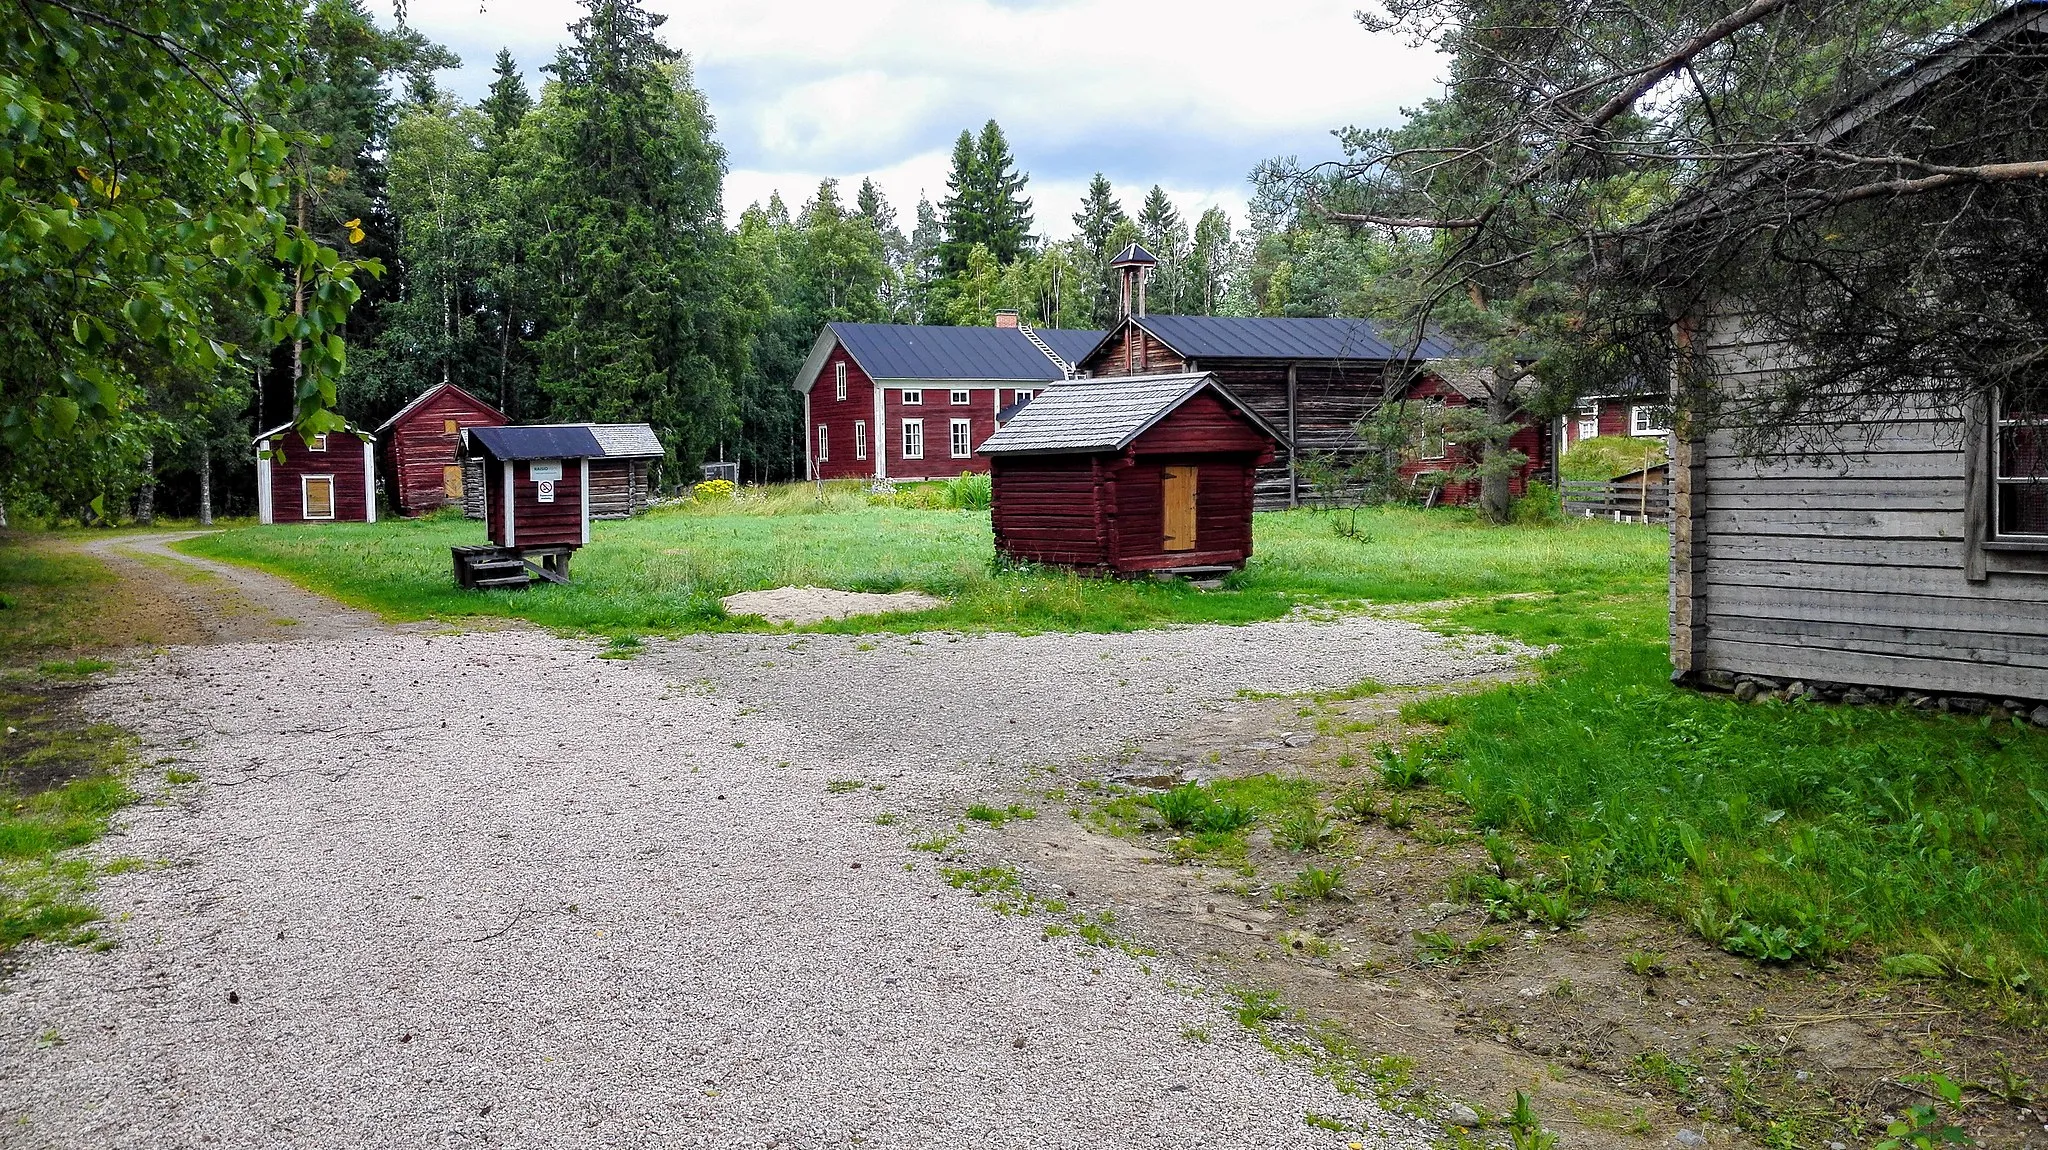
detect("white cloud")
[375,0,1444,234]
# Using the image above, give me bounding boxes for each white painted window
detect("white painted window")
[950,389,969,405]
[1630,404,1670,437]
[309,432,329,452]
[1994,389,2048,538]
[1576,409,1598,440]
[835,361,847,401]
[902,389,923,405]
[1014,389,1034,404]
[302,475,336,520]
[950,418,972,458]
[854,420,867,460]
[1420,400,1448,460]
[902,419,924,459]
[817,424,829,462]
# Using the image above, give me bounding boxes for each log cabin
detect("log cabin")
[1665,2,2048,705]
[978,372,1281,575]
[791,314,1103,483]
[1074,245,1486,509]
[375,382,508,517]
[255,422,377,525]
[585,423,664,518]
[1389,370,1553,504]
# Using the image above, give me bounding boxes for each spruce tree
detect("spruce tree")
[1072,174,1128,327]
[479,49,533,140]
[974,119,1032,263]
[937,130,983,276]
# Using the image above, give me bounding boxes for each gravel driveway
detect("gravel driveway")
[0,552,1523,1150]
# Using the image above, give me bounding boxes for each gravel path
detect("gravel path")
[0,561,1524,1150]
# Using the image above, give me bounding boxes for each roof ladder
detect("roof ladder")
[1015,321,1075,380]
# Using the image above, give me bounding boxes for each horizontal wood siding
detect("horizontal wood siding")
[1111,460,1256,569]
[1082,325,1188,376]
[884,388,996,480]
[812,345,877,481]
[991,456,1106,566]
[265,431,372,523]
[1394,380,1550,505]
[588,459,650,519]
[388,387,505,516]
[488,456,585,548]
[1689,326,2048,699]
[1127,391,1274,457]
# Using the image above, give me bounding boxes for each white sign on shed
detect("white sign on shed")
[529,459,563,482]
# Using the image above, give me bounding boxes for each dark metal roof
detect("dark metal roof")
[979,372,1283,456]
[1109,242,1157,267]
[466,424,604,461]
[1118,315,1457,362]
[995,397,1031,423]
[831,322,1106,382]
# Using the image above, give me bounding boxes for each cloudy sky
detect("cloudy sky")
[374,0,1448,238]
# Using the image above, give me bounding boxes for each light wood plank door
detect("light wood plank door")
[1162,466,1198,551]
[443,465,465,498]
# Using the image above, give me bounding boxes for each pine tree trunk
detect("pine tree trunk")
[198,440,214,527]
[1479,387,1516,524]
[0,490,9,529]
[136,447,156,525]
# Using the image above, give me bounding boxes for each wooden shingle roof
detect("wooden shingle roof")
[978,372,1282,456]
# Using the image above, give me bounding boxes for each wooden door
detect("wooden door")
[303,476,335,520]
[442,465,465,499]
[1162,466,1197,551]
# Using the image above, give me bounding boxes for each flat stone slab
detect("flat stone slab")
[719,585,946,625]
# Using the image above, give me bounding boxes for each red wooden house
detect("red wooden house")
[375,382,508,517]
[453,425,612,588]
[1389,370,1552,503]
[791,314,1102,483]
[1559,391,1670,449]
[255,422,377,525]
[978,372,1282,575]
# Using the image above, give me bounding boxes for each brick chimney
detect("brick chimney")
[993,310,1020,329]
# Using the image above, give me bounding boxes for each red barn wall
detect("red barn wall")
[809,346,878,481]
[990,456,1108,567]
[881,386,997,480]
[388,388,506,516]
[264,431,373,523]
[1394,378,1549,505]
[484,457,586,548]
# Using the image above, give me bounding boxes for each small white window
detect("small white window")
[854,420,867,461]
[950,418,972,458]
[1576,409,1598,440]
[950,389,969,405]
[309,432,329,452]
[1420,400,1448,460]
[1631,405,1670,437]
[902,419,924,459]
[1014,389,1034,404]
[817,424,829,462]
[902,389,923,405]
[302,475,336,520]
[835,361,847,401]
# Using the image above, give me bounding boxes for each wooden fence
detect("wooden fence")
[1562,478,1672,524]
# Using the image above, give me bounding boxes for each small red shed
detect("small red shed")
[978,372,1281,575]
[453,424,613,588]
[375,382,508,517]
[255,421,377,525]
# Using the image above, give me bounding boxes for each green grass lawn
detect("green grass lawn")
[176,490,1669,636]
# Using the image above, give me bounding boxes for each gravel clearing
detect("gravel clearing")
[0,578,1524,1149]
[718,585,948,625]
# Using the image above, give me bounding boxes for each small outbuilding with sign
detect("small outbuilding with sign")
[453,424,613,588]
[255,421,377,525]
[977,372,1281,576]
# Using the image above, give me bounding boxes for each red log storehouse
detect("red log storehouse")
[1389,370,1553,504]
[255,421,377,525]
[375,382,509,517]
[979,372,1281,574]
[791,315,1103,482]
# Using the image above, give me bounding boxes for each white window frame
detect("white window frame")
[835,361,847,401]
[1576,409,1599,440]
[301,474,337,520]
[950,418,972,459]
[1014,389,1035,404]
[1419,400,1448,461]
[308,432,329,452]
[1631,404,1670,437]
[901,419,924,459]
[854,420,867,461]
[817,424,829,463]
[1993,390,2048,540]
[950,389,970,405]
[902,389,924,405]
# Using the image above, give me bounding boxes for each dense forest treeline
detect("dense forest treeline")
[0,0,1400,522]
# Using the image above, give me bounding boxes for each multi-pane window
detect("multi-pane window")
[1014,389,1034,404]
[902,419,924,459]
[1419,401,1447,460]
[1995,391,2047,538]
[902,389,923,405]
[950,418,972,458]
[1576,409,1598,440]
[1631,405,1670,436]
[816,424,829,462]
[950,389,970,405]
[835,362,847,401]
[854,420,867,461]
